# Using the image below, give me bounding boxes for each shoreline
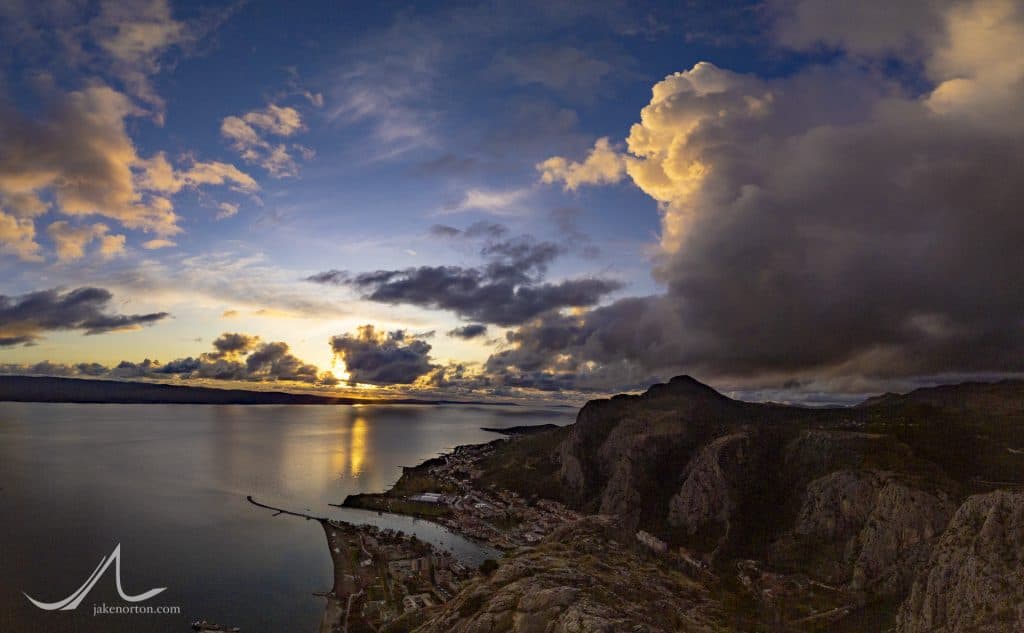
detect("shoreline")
[338,430,581,551]
[246,495,483,630]
[0,375,523,407]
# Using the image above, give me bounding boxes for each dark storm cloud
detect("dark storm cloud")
[244,341,320,382]
[304,269,350,285]
[157,357,202,374]
[448,324,488,339]
[353,267,620,327]
[523,3,1024,395]
[429,221,508,241]
[481,302,665,391]
[0,287,168,345]
[330,325,435,385]
[311,228,622,327]
[210,332,259,358]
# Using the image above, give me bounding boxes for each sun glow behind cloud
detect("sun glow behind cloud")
[2,0,1023,404]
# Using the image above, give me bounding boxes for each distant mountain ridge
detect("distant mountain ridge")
[859,378,1024,414]
[0,375,462,405]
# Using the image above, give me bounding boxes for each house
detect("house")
[402,593,435,612]
[409,492,444,504]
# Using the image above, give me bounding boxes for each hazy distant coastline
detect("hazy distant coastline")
[0,375,499,406]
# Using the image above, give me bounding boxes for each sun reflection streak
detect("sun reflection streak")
[349,416,368,478]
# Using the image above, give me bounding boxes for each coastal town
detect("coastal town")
[242,434,586,631]
[317,519,477,631]
[371,441,584,550]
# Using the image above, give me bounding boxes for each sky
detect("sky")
[0,0,1022,404]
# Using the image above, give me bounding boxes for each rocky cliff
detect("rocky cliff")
[412,517,722,633]
[420,376,1024,631]
[896,490,1024,633]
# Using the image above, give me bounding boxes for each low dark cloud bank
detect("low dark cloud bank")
[448,323,487,339]
[0,332,331,385]
[0,287,168,346]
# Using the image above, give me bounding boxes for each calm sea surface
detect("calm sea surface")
[0,402,572,632]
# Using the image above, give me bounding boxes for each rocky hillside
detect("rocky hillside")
[411,517,723,633]
[422,376,1024,632]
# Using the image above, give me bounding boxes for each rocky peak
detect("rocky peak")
[643,375,732,403]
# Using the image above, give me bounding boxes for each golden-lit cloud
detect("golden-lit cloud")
[91,0,188,120]
[537,137,627,191]
[142,238,176,250]
[137,152,258,194]
[924,0,1024,127]
[216,202,240,220]
[220,104,309,177]
[47,221,126,262]
[242,104,304,136]
[0,212,42,262]
[0,84,257,260]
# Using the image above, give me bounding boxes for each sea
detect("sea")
[0,402,573,632]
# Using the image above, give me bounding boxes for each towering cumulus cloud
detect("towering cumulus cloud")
[531,0,1024,392]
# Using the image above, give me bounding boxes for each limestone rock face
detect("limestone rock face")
[557,376,743,523]
[896,491,1024,633]
[457,376,1024,631]
[793,469,885,540]
[667,432,752,553]
[780,469,955,594]
[848,480,955,594]
[412,517,723,633]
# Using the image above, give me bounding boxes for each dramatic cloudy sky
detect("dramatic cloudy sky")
[1,0,1021,403]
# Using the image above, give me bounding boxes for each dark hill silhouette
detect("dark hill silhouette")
[0,375,462,405]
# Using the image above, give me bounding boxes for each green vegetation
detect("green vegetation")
[393,471,458,495]
[343,494,452,519]
[473,428,571,501]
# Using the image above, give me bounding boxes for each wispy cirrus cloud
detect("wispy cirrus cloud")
[440,188,531,216]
